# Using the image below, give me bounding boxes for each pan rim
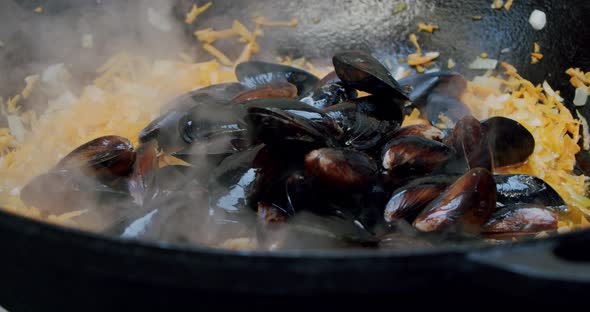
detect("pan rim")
[0,207,582,260]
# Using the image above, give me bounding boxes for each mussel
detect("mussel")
[126,141,159,206]
[299,71,358,110]
[235,61,319,95]
[384,175,458,224]
[179,102,250,155]
[55,135,136,179]
[381,135,454,175]
[139,85,248,153]
[244,98,341,151]
[482,116,535,167]
[304,148,378,191]
[482,205,558,239]
[494,174,567,211]
[413,168,497,234]
[231,82,298,103]
[444,115,491,171]
[390,124,445,142]
[332,50,409,100]
[399,71,467,106]
[324,96,402,151]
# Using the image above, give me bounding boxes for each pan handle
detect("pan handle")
[467,237,590,283]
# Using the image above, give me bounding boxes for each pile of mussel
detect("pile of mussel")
[20,51,568,249]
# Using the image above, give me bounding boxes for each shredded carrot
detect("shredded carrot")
[504,0,514,11]
[232,20,256,43]
[185,2,212,25]
[409,33,421,55]
[408,52,440,66]
[461,63,590,226]
[492,0,504,9]
[531,43,543,65]
[566,68,590,90]
[202,44,233,66]
[400,69,413,79]
[402,108,430,127]
[417,22,439,33]
[253,16,298,28]
[194,28,237,44]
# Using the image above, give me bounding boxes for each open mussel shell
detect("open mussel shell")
[235,61,319,95]
[230,82,298,103]
[304,148,378,191]
[332,50,409,101]
[139,91,237,154]
[381,135,454,175]
[243,98,341,151]
[413,168,497,234]
[494,174,567,211]
[168,83,248,112]
[384,175,458,224]
[325,96,402,152]
[55,135,136,179]
[299,71,358,110]
[180,103,248,145]
[482,205,558,239]
[482,116,535,167]
[139,111,189,154]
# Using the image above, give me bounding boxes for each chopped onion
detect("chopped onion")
[393,67,407,80]
[447,58,456,69]
[82,34,94,48]
[7,115,25,143]
[500,47,511,54]
[147,8,172,32]
[542,81,564,102]
[529,10,547,30]
[469,57,498,70]
[574,87,589,106]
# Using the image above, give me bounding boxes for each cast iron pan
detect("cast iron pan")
[1,0,590,310]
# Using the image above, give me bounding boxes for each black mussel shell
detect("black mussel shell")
[332,50,409,101]
[482,116,535,167]
[55,135,136,179]
[413,168,497,234]
[494,174,567,211]
[381,135,454,175]
[235,61,319,95]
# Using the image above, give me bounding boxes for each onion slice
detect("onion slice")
[542,81,564,102]
[574,87,589,107]
[469,57,498,70]
[529,10,547,30]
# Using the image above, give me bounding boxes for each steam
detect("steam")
[0,1,217,243]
